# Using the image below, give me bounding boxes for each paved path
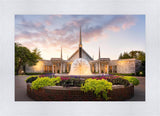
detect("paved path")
[128,77,145,101]
[15,75,145,101]
[15,75,33,101]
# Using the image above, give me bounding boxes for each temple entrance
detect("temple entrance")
[105,65,108,73]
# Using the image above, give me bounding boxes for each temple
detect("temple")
[25,28,142,74]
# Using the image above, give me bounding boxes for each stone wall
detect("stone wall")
[27,84,134,101]
[109,59,138,74]
[135,60,142,73]
[117,59,136,74]
[25,60,52,73]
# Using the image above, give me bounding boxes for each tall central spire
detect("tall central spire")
[79,26,82,58]
[99,47,101,59]
[99,47,101,74]
[61,47,62,59]
[79,26,82,47]
[60,47,63,74]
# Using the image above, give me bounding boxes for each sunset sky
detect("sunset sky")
[15,15,145,60]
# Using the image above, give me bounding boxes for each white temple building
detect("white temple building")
[26,28,141,74]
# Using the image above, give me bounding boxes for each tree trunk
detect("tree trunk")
[23,65,25,74]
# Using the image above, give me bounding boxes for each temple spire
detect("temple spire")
[61,47,62,59]
[79,26,82,58]
[60,47,63,73]
[99,47,101,74]
[79,26,82,47]
[99,47,101,59]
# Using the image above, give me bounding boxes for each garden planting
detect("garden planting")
[26,74,139,101]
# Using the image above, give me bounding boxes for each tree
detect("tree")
[118,53,123,59]
[129,50,138,58]
[118,52,131,59]
[122,52,131,59]
[15,43,42,75]
[119,50,145,61]
[136,51,145,61]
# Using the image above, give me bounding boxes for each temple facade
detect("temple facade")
[25,28,141,74]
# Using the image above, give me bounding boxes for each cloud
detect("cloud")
[15,15,137,59]
[106,15,136,31]
[122,22,135,30]
[107,26,121,32]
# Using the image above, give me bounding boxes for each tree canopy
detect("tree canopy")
[15,43,42,75]
[119,50,145,61]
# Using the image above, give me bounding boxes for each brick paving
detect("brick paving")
[15,75,145,101]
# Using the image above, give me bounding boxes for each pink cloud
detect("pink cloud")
[106,15,136,31]
[122,22,135,30]
[107,26,121,32]
[45,21,52,26]
[52,29,67,35]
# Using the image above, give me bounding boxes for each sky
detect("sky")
[15,15,145,60]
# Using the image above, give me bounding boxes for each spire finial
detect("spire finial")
[79,26,82,47]
[99,47,100,59]
[61,46,62,59]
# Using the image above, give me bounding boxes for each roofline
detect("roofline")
[82,48,93,60]
[68,48,93,61]
[68,49,79,60]
[118,58,137,61]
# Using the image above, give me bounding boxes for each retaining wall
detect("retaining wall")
[27,84,134,101]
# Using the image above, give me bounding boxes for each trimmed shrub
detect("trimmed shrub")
[31,77,61,90]
[25,73,48,75]
[81,79,112,100]
[121,76,139,86]
[25,76,38,83]
[108,78,130,87]
[57,78,85,87]
[110,73,135,76]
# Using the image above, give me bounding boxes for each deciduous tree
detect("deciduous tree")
[15,43,42,75]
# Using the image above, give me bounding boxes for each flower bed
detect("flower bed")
[26,75,138,101]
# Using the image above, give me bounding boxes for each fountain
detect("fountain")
[69,58,92,75]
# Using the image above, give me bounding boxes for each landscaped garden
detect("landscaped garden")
[26,74,139,101]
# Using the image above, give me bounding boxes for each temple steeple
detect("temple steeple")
[99,47,100,59]
[60,47,63,73]
[98,47,101,74]
[79,26,82,58]
[61,47,62,59]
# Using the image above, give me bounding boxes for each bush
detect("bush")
[57,78,85,87]
[108,78,130,87]
[25,73,50,75]
[81,79,112,100]
[110,73,135,76]
[31,77,61,90]
[121,76,139,86]
[25,76,38,83]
